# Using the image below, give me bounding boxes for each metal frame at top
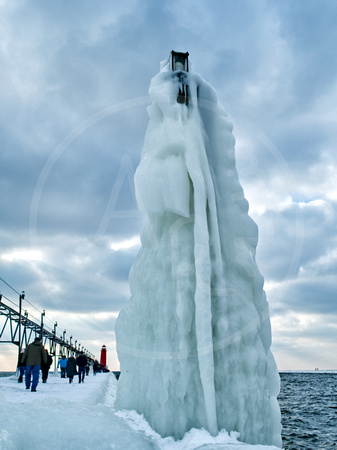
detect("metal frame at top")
[171,51,189,72]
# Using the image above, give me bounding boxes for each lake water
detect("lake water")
[279,372,337,449]
[0,372,15,378]
[1,371,336,448]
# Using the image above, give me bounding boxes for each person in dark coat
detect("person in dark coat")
[76,351,87,383]
[41,349,53,383]
[17,348,26,383]
[21,337,47,392]
[66,354,77,383]
[93,360,100,375]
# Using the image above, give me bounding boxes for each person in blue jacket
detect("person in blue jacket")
[57,355,68,378]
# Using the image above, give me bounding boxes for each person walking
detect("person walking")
[57,355,68,378]
[17,348,26,383]
[41,349,53,383]
[93,360,100,375]
[21,337,47,392]
[76,351,87,383]
[66,354,77,383]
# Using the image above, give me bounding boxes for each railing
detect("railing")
[0,278,95,367]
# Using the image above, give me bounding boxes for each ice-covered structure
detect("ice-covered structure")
[115,52,282,448]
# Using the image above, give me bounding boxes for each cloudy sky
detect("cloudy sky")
[1,0,336,371]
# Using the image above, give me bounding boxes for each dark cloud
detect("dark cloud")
[254,199,337,289]
[274,0,337,110]
[282,277,337,315]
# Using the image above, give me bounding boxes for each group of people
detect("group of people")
[18,337,93,391]
[57,352,88,383]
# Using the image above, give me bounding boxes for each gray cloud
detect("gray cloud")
[1,0,337,370]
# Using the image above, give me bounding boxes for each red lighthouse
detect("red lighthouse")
[100,345,107,370]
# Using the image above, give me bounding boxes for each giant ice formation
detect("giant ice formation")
[115,54,282,448]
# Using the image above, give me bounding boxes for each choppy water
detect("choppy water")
[0,372,15,378]
[279,372,337,449]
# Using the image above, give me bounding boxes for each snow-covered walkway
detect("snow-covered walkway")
[0,373,279,449]
[0,371,112,405]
